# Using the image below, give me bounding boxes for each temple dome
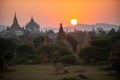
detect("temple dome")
[25,16,40,33]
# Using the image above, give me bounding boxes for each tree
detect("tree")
[14,44,43,64]
[38,44,71,63]
[60,53,80,64]
[66,34,78,52]
[0,38,16,71]
[107,28,116,36]
[99,31,106,36]
[79,38,112,64]
[110,40,120,73]
[17,44,35,56]
[33,36,44,48]
[109,31,120,74]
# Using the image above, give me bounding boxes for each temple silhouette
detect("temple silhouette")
[1,13,117,54]
[0,13,40,37]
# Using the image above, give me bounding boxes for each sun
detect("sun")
[70,19,77,25]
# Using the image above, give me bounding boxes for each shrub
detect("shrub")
[60,53,80,64]
[11,54,41,64]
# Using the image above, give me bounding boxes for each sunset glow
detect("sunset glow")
[71,19,77,25]
[0,0,120,28]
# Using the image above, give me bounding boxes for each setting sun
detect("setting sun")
[71,19,77,25]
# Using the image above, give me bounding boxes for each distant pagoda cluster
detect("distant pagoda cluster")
[0,13,40,37]
[0,13,102,54]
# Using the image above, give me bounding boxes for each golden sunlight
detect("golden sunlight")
[70,19,77,25]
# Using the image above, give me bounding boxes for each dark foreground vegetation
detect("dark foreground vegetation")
[0,28,120,79]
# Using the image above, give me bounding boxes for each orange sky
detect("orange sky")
[0,0,120,28]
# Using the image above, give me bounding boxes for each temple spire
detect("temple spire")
[59,23,64,34]
[10,12,21,30]
[92,26,95,32]
[30,15,34,23]
[60,23,62,27]
[31,15,33,20]
[15,12,16,16]
[13,12,18,25]
[57,23,65,39]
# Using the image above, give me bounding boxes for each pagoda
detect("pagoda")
[25,16,40,33]
[10,13,21,31]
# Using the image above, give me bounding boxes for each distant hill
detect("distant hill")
[95,23,119,30]
[64,23,119,32]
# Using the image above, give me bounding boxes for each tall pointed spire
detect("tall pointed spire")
[15,12,16,16]
[10,12,21,30]
[60,23,62,27]
[92,26,95,32]
[30,15,34,23]
[57,23,65,39]
[13,12,18,25]
[59,23,64,32]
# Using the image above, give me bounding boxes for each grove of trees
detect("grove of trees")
[0,28,120,75]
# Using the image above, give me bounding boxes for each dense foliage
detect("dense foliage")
[0,38,17,71]
[66,34,78,52]
[79,38,112,64]
[0,28,120,74]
